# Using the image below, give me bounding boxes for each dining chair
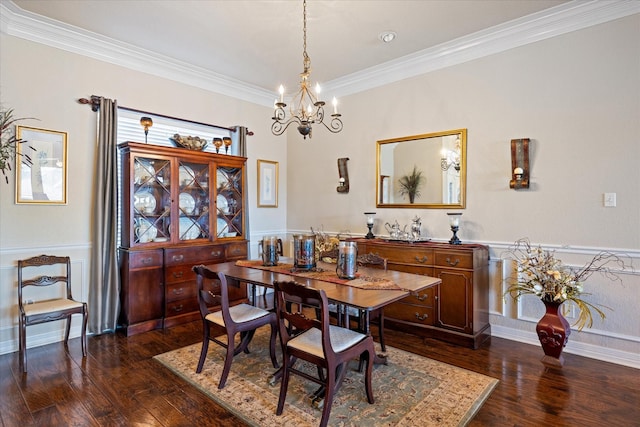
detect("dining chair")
[193,265,279,389]
[18,255,88,373]
[273,280,375,427]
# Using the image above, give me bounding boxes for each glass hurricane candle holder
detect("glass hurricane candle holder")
[364,212,376,239]
[447,212,462,245]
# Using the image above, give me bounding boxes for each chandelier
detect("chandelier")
[271,0,343,139]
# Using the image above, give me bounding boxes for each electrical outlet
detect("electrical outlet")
[604,192,616,207]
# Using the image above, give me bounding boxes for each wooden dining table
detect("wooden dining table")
[202,258,441,360]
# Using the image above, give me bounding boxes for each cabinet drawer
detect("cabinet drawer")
[361,245,433,266]
[165,265,197,284]
[128,250,163,269]
[385,302,434,326]
[403,287,435,306]
[165,297,199,317]
[165,245,225,266]
[225,242,248,260]
[166,281,197,302]
[434,251,474,269]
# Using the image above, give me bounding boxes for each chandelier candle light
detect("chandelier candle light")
[271,0,343,139]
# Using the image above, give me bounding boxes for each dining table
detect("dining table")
[201,258,441,362]
[201,258,441,406]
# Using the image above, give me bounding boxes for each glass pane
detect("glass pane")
[216,166,243,238]
[177,160,210,241]
[133,156,171,244]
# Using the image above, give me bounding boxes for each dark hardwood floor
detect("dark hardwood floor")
[2,301,639,426]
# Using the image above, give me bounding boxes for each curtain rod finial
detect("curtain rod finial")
[78,96,100,112]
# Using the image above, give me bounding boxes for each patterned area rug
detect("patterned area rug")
[154,329,498,426]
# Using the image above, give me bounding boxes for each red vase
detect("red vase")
[536,300,571,366]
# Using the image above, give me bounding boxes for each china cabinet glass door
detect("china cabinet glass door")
[215,166,243,238]
[132,155,171,245]
[176,159,211,242]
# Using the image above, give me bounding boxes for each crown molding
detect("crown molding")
[326,1,640,97]
[2,1,639,108]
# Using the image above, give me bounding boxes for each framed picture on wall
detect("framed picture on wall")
[15,126,68,204]
[257,159,278,208]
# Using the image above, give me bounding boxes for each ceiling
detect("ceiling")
[4,1,637,106]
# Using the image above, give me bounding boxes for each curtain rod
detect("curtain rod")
[78,95,253,135]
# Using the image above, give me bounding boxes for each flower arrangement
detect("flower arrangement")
[504,238,630,331]
[311,226,349,261]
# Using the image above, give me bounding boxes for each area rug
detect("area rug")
[154,329,498,426]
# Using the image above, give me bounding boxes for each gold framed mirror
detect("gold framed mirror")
[376,129,466,209]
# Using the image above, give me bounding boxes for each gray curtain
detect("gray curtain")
[234,126,250,241]
[88,97,120,334]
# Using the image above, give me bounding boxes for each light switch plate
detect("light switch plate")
[604,193,616,207]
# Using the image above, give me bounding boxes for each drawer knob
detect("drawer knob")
[173,255,184,262]
[415,312,429,321]
[172,288,184,295]
[141,257,152,264]
[445,257,460,267]
[173,304,183,312]
[414,256,428,264]
[211,250,222,257]
[173,271,184,279]
[411,292,429,301]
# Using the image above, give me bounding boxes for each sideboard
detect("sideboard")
[351,238,490,349]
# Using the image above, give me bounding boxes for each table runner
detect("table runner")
[235,260,402,290]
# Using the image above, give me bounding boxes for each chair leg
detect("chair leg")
[268,322,279,368]
[64,314,72,347]
[364,348,375,404]
[276,356,293,415]
[81,309,88,357]
[19,317,27,373]
[196,323,211,373]
[319,372,336,427]
[218,333,236,389]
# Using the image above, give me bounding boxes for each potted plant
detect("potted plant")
[398,165,425,204]
[504,238,631,366]
[0,107,35,184]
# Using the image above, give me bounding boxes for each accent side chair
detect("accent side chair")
[18,255,88,373]
[193,265,279,389]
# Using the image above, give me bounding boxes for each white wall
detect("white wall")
[0,35,287,354]
[285,15,640,367]
[1,13,638,368]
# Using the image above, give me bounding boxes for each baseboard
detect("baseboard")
[491,325,640,369]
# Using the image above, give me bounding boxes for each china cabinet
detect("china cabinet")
[118,142,248,335]
[351,238,490,348]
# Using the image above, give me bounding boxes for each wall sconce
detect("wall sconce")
[139,116,153,143]
[364,212,376,239]
[337,157,349,193]
[447,212,462,245]
[441,135,461,172]
[510,138,530,189]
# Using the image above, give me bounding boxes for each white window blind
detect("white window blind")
[116,108,236,154]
